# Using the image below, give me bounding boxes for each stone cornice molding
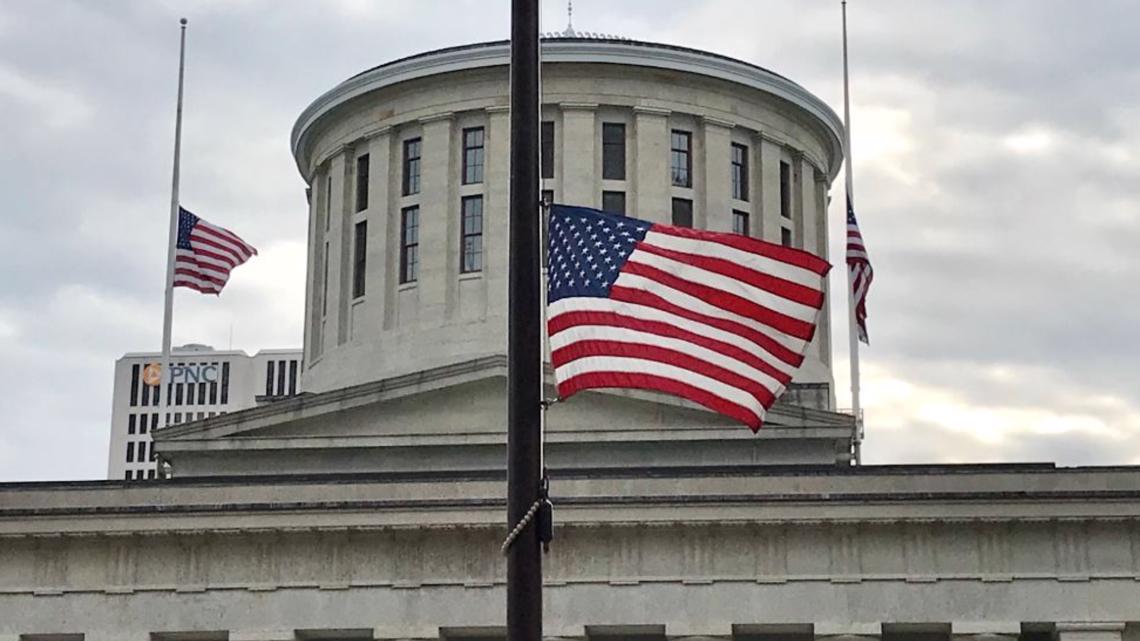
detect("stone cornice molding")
[418,111,455,125]
[559,101,599,111]
[699,115,736,129]
[291,39,845,179]
[632,105,671,117]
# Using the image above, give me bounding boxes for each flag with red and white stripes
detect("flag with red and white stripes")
[174,207,258,295]
[546,204,830,431]
[846,195,873,344]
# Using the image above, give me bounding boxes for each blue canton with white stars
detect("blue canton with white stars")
[176,207,200,250]
[547,205,653,304]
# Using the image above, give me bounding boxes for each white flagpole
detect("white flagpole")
[842,1,864,465]
[160,18,188,443]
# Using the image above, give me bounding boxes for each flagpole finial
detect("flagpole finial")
[180,17,188,26]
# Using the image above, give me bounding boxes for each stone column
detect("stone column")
[758,135,784,244]
[632,106,670,223]
[701,116,734,233]
[1057,623,1126,641]
[485,106,511,326]
[561,103,598,208]
[798,155,819,254]
[417,112,455,324]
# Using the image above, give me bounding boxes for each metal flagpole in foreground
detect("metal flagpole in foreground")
[160,18,189,436]
[841,1,864,464]
[506,0,543,639]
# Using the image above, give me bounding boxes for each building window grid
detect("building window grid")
[352,220,367,299]
[602,123,626,180]
[462,127,485,185]
[780,160,792,219]
[355,153,369,212]
[541,121,554,180]
[733,210,750,236]
[400,206,420,284]
[402,138,421,196]
[731,143,749,201]
[602,191,626,215]
[460,195,484,273]
[670,130,692,188]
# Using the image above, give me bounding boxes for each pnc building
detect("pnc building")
[2,34,1139,641]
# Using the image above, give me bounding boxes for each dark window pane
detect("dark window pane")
[141,374,151,406]
[288,360,298,396]
[128,414,136,435]
[731,143,749,201]
[402,138,421,196]
[781,226,793,247]
[221,362,230,404]
[400,206,420,283]
[353,220,367,298]
[733,210,750,236]
[355,153,369,212]
[602,123,626,180]
[324,175,332,232]
[137,441,146,462]
[277,360,286,396]
[462,127,485,184]
[126,442,134,463]
[780,160,791,219]
[321,241,330,316]
[198,381,206,406]
[541,121,554,179]
[265,360,275,396]
[460,196,484,273]
[670,130,692,187]
[602,191,626,215]
[147,469,156,479]
[671,198,693,228]
[129,364,140,407]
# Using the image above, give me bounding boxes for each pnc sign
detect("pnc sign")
[142,362,219,386]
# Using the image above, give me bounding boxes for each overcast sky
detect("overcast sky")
[1,0,1138,481]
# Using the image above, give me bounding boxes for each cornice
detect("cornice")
[291,39,845,179]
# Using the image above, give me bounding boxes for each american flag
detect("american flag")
[546,205,830,431]
[174,207,258,295]
[846,195,873,344]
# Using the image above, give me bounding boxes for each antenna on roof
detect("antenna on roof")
[564,0,577,37]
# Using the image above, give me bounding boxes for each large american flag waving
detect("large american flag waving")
[174,207,258,295]
[546,205,830,431]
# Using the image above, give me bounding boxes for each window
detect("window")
[150,414,158,433]
[670,129,692,187]
[288,360,298,396]
[672,198,693,228]
[129,364,140,407]
[733,210,750,236]
[402,138,421,196]
[174,412,183,424]
[781,226,793,247]
[325,174,332,232]
[321,241,330,316]
[265,360,275,396]
[780,160,791,219]
[125,442,134,463]
[220,362,230,404]
[128,414,136,435]
[602,123,626,180]
[732,143,749,201]
[174,380,183,406]
[137,441,146,462]
[541,121,554,179]
[276,360,286,396]
[400,206,419,283]
[602,191,626,215]
[541,189,554,267]
[124,471,132,480]
[355,153,369,212]
[209,375,217,404]
[461,196,484,273]
[147,469,156,479]
[139,414,148,434]
[197,380,206,406]
[462,127,485,184]
[352,220,367,299]
[141,375,151,406]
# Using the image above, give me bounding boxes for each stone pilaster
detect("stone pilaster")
[355,127,391,339]
[759,135,784,244]
[416,113,455,324]
[485,106,511,324]
[701,116,733,233]
[561,103,597,208]
[633,106,670,223]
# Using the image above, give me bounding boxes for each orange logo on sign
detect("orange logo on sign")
[142,363,162,387]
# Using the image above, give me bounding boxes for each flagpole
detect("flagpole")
[841,1,863,465]
[160,18,188,438]
[505,0,543,639]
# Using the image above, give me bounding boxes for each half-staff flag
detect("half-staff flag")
[173,207,258,295]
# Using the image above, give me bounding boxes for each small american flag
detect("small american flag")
[174,207,258,295]
[846,195,873,344]
[546,204,830,431]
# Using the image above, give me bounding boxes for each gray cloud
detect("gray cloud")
[1,0,1139,480]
